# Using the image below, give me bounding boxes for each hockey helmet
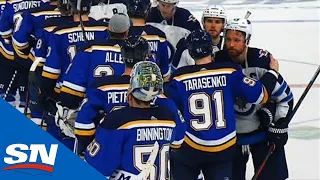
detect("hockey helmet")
[127,0,151,18]
[186,29,213,60]
[128,61,164,102]
[225,18,252,43]
[202,5,227,24]
[121,35,151,67]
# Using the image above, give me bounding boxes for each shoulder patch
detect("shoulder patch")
[259,49,269,58]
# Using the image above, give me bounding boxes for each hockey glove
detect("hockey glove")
[268,120,288,148]
[257,102,276,128]
[55,102,78,138]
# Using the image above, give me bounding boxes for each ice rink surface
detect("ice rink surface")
[179,0,320,179]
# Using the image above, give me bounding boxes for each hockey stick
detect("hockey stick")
[136,141,160,180]
[251,65,320,180]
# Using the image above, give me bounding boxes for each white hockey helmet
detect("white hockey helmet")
[157,0,179,4]
[225,18,252,43]
[202,5,227,23]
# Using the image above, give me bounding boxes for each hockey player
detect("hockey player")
[11,0,65,124]
[70,35,151,155]
[0,0,50,112]
[127,0,171,79]
[166,29,280,180]
[0,0,16,106]
[215,18,293,180]
[171,4,227,70]
[58,13,130,110]
[85,61,186,180]
[55,13,130,142]
[89,0,127,22]
[40,0,109,150]
[147,0,200,32]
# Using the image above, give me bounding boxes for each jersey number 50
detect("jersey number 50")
[188,91,226,131]
[134,144,170,180]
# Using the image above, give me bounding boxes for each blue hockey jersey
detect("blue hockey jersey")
[167,62,277,154]
[75,75,183,153]
[41,19,109,100]
[0,0,49,62]
[147,6,201,32]
[12,4,61,68]
[59,38,125,109]
[85,104,186,178]
[33,16,73,66]
[129,25,170,77]
[0,0,49,39]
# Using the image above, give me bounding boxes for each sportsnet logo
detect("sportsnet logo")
[2,144,58,173]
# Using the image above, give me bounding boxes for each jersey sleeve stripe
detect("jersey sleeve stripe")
[0,41,14,60]
[174,68,236,81]
[42,71,59,79]
[75,122,95,129]
[118,120,176,130]
[43,65,61,74]
[60,86,85,97]
[63,81,86,92]
[0,29,13,37]
[13,44,29,59]
[12,37,29,49]
[74,129,96,136]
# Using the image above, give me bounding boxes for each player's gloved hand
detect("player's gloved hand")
[257,102,276,128]
[55,102,78,138]
[268,120,288,148]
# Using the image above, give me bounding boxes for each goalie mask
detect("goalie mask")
[128,61,164,102]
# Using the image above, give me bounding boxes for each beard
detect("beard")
[228,49,243,57]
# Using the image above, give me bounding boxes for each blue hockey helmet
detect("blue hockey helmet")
[121,35,151,68]
[186,29,213,60]
[127,0,151,18]
[69,0,92,14]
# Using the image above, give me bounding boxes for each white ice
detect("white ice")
[180,0,320,179]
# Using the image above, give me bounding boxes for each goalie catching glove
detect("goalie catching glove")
[55,102,78,138]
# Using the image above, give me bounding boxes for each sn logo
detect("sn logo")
[3,144,58,173]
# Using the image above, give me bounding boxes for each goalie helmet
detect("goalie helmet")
[186,29,213,60]
[127,0,151,18]
[225,18,252,43]
[157,0,179,4]
[202,5,227,24]
[69,0,92,14]
[128,61,164,102]
[121,35,151,67]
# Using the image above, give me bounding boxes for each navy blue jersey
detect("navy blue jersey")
[171,35,224,70]
[41,18,109,99]
[147,7,201,32]
[167,62,274,154]
[129,25,170,77]
[215,47,294,144]
[85,105,185,178]
[12,4,61,68]
[59,38,125,109]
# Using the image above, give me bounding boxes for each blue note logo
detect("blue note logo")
[3,144,58,173]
